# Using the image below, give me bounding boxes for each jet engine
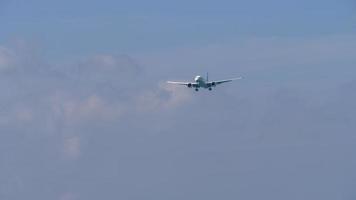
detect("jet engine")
[187,83,192,88]
[211,82,216,86]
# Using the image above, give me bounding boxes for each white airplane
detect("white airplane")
[167,73,242,91]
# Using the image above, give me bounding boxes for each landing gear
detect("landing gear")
[208,88,212,91]
[195,88,199,91]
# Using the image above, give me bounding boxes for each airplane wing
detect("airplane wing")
[167,81,198,87]
[207,77,242,87]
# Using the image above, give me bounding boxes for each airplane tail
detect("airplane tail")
[206,72,209,82]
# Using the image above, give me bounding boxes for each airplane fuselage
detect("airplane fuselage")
[194,76,208,88]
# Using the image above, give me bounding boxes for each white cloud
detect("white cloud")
[0,34,356,199]
[62,136,81,159]
[76,54,142,83]
[50,93,123,124]
[59,192,77,200]
[0,46,16,70]
[135,82,192,112]
[14,107,33,122]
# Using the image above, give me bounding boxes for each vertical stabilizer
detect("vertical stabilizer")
[206,72,209,82]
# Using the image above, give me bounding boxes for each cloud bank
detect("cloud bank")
[1,35,356,199]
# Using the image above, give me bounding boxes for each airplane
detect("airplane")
[167,73,242,91]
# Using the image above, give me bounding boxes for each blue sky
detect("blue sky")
[1,0,354,58]
[1,1,356,200]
